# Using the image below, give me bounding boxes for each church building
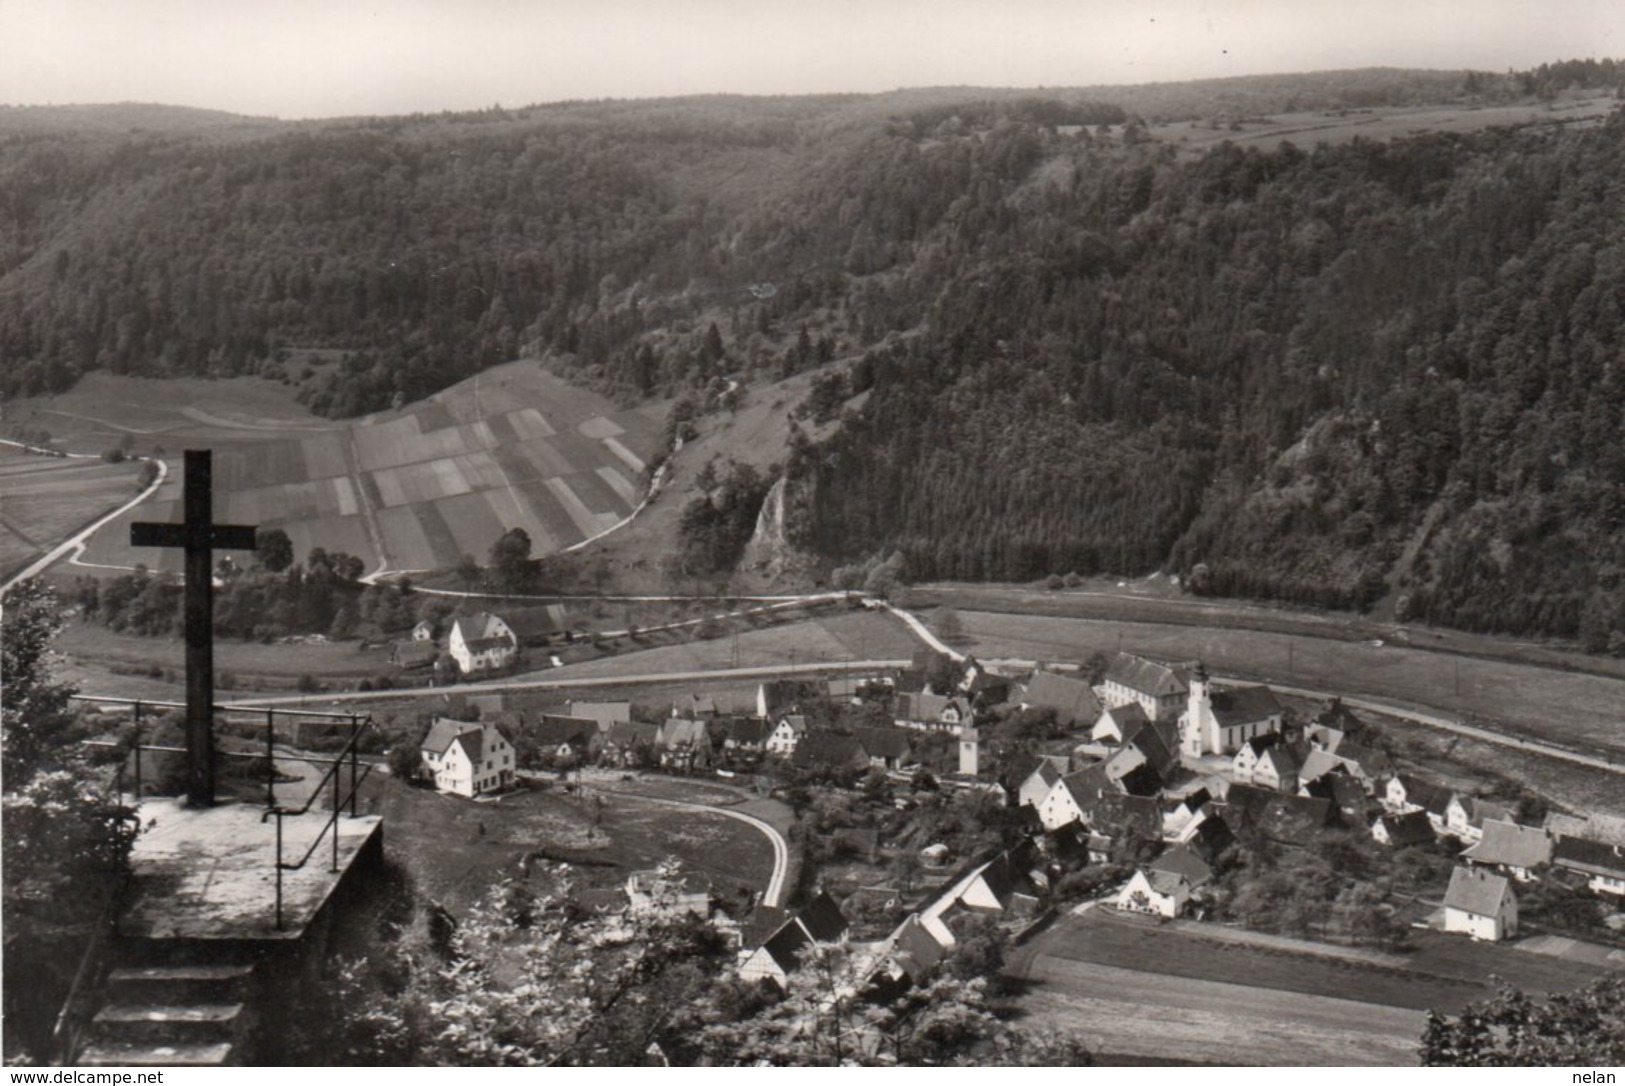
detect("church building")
[1179,663,1284,758]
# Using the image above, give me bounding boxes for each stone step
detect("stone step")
[76,1040,234,1067]
[92,1003,244,1044]
[106,964,255,1003]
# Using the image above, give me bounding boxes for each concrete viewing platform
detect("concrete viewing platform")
[121,797,382,941]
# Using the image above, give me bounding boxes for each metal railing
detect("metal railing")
[71,695,377,930]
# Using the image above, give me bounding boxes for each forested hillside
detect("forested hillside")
[3,66,1623,648]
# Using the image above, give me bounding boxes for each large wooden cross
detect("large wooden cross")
[131,450,258,808]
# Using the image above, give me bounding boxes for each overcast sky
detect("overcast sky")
[3,0,1621,119]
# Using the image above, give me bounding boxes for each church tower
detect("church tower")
[1182,661,1214,758]
[958,718,980,777]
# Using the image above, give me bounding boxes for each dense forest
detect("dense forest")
[4,65,1624,648]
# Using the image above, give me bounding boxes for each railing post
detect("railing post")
[331,768,341,873]
[349,715,360,818]
[133,743,142,802]
[265,709,276,808]
[274,815,284,931]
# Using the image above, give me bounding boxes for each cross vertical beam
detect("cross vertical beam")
[130,450,258,808]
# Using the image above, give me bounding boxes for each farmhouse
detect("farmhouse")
[1091,702,1150,745]
[420,717,516,797]
[719,716,772,755]
[601,721,660,766]
[1021,670,1103,730]
[737,891,849,989]
[411,619,436,642]
[851,726,913,770]
[1115,868,1192,918]
[390,640,438,671]
[1443,866,1518,941]
[1015,755,1070,810]
[1180,664,1284,757]
[1552,836,1625,897]
[1232,735,1299,792]
[448,612,517,674]
[1463,820,1552,882]
[1371,810,1435,848]
[1301,767,1373,825]
[766,714,809,757]
[657,718,713,771]
[1101,653,1187,722]
[531,714,600,763]
[626,869,711,918]
[566,700,632,730]
[1444,795,1514,844]
[792,733,868,774]
[894,691,973,733]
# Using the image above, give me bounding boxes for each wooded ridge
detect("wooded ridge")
[3,64,1622,649]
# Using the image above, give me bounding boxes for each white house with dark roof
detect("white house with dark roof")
[447,612,517,675]
[1180,664,1284,757]
[766,714,809,757]
[1464,820,1551,882]
[420,717,515,797]
[1552,836,1625,897]
[1115,868,1192,918]
[1445,795,1513,845]
[1101,653,1187,722]
[1443,866,1518,941]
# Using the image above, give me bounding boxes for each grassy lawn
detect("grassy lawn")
[948,608,1625,756]
[374,776,774,916]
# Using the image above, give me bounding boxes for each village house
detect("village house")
[792,732,869,775]
[447,612,518,674]
[1015,755,1071,810]
[626,869,711,918]
[1231,735,1299,792]
[1300,766,1373,826]
[1180,664,1284,758]
[1021,670,1104,730]
[757,679,814,720]
[765,714,809,757]
[600,720,660,766]
[737,891,849,989]
[390,640,438,671]
[894,691,973,734]
[1384,774,1455,833]
[411,618,436,642]
[1371,809,1435,848]
[1443,865,1518,941]
[1444,795,1514,845]
[657,718,713,771]
[1463,820,1552,882]
[676,692,719,719]
[1101,653,1188,722]
[566,700,632,731]
[531,714,601,764]
[1036,768,1100,832]
[1162,788,1213,840]
[1091,702,1150,745]
[1115,867,1192,918]
[719,716,772,756]
[419,717,516,798]
[1551,836,1625,897]
[851,726,914,771]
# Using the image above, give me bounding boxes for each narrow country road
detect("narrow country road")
[586,787,789,908]
[0,449,169,594]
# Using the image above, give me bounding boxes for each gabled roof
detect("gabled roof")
[852,726,912,761]
[1336,741,1394,779]
[1114,761,1165,798]
[1105,653,1187,698]
[793,732,866,769]
[533,714,597,747]
[1375,810,1435,847]
[1239,733,1284,758]
[1298,748,1348,785]
[1207,684,1283,727]
[1146,869,1191,897]
[1465,820,1551,870]
[724,717,773,745]
[757,918,813,973]
[1552,836,1625,878]
[1311,698,1365,734]
[775,714,809,735]
[605,721,660,748]
[421,716,478,755]
[1455,796,1513,829]
[741,906,791,948]
[1150,844,1214,887]
[1023,670,1103,727]
[759,679,810,715]
[1101,702,1150,732]
[1257,745,1300,776]
[659,718,710,749]
[1444,865,1514,918]
[1304,770,1370,817]
[891,916,948,980]
[1169,787,1212,815]
[684,693,718,715]
[1085,791,1163,838]
[391,641,439,665]
[1123,723,1178,775]
[1396,774,1452,814]
[502,607,562,639]
[567,700,632,727]
[795,890,849,943]
[451,612,497,641]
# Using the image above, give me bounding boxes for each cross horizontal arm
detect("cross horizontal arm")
[130,522,187,548]
[131,523,258,551]
[212,525,259,551]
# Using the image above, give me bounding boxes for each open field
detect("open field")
[1010,907,1621,1065]
[946,608,1625,757]
[1149,97,1617,154]
[374,776,773,916]
[0,448,145,578]
[514,606,914,682]
[13,361,666,577]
